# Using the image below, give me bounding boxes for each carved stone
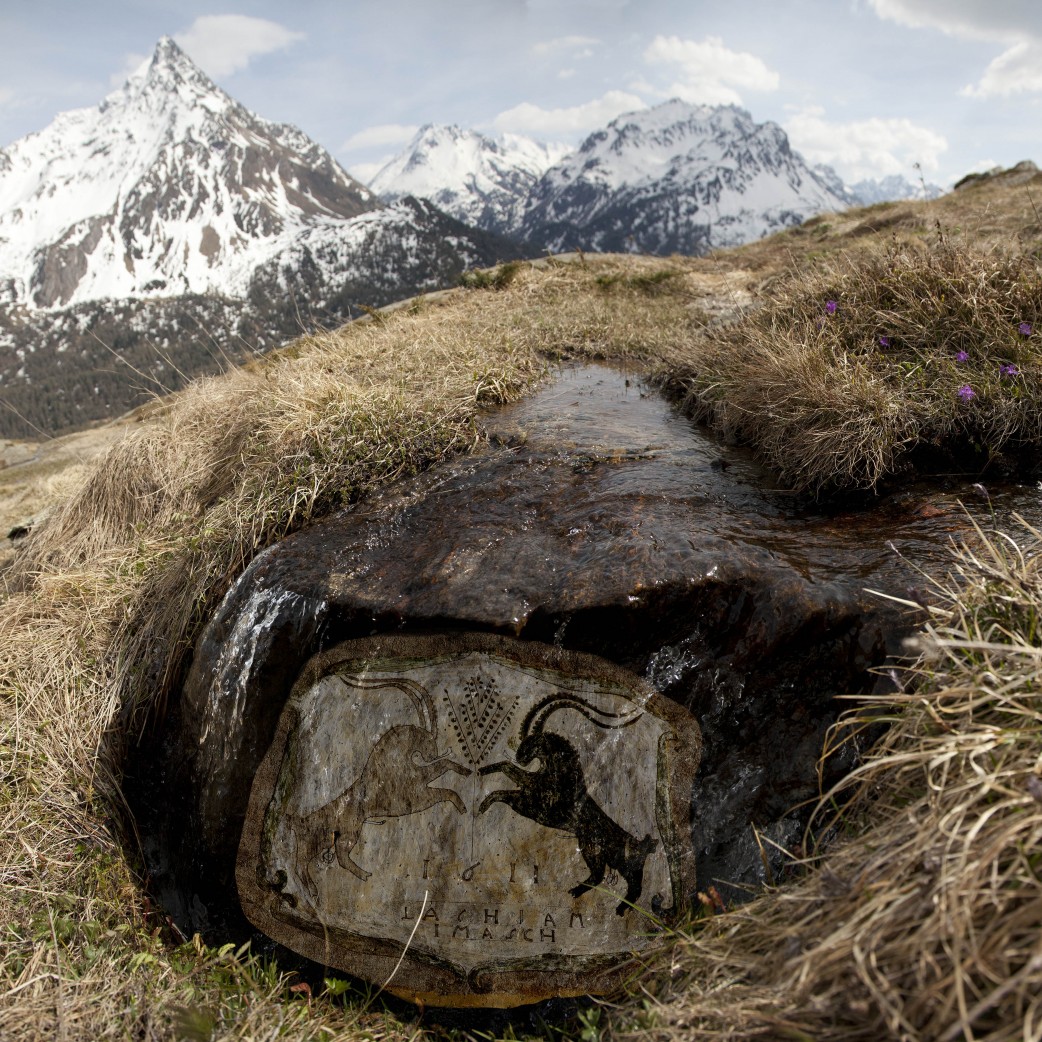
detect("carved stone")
[236,632,701,1007]
[132,366,925,1005]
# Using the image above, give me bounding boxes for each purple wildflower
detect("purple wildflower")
[825,300,837,315]
[878,335,890,348]
[1001,363,1020,377]
[957,384,976,401]
[956,350,969,362]
[1019,322,1032,336]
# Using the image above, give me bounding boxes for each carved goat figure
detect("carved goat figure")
[288,677,470,897]
[479,694,656,915]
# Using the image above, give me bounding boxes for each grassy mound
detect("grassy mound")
[3,232,1042,1040]
[614,518,1042,1041]
[665,233,1042,494]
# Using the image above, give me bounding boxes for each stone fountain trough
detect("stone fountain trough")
[131,365,1032,1007]
[237,632,700,1005]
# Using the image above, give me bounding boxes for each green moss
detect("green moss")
[594,268,682,295]
[457,259,523,291]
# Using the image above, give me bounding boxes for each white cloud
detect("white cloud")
[493,90,645,137]
[961,38,1042,96]
[784,106,948,183]
[0,87,13,108]
[342,123,419,152]
[174,15,304,78]
[867,0,1042,40]
[642,35,779,106]
[347,160,389,186]
[869,0,1042,97]
[532,35,600,56]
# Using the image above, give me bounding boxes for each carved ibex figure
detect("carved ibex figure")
[289,676,470,897]
[479,694,656,915]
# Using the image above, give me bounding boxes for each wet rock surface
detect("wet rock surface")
[129,364,1041,998]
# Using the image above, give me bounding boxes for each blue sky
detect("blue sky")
[1,0,1039,188]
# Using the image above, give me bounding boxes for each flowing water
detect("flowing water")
[484,363,1040,594]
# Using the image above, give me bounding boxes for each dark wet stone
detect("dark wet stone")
[130,364,1040,992]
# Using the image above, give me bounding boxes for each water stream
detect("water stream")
[485,363,1039,591]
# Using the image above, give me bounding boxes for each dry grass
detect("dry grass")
[604,515,1042,1042]
[663,232,1042,494]
[725,162,1042,274]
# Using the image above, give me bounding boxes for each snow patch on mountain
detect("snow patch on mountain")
[369,124,570,234]
[520,99,850,255]
[811,164,860,207]
[252,196,508,309]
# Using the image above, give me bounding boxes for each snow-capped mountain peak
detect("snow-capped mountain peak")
[520,98,848,255]
[118,35,233,117]
[370,124,570,234]
[0,37,379,309]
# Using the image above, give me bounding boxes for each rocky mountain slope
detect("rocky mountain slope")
[517,100,850,254]
[369,125,569,236]
[371,104,947,253]
[0,39,510,437]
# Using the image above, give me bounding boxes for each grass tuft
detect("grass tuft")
[663,233,1042,494]
[604,515,1042,1041]
[595,268,683,295]
[457,259,524,291]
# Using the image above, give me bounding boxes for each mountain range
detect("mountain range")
[369,107,943,252]
[0,37,942,439]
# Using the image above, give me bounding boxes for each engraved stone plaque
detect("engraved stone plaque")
[236,632,701,1007]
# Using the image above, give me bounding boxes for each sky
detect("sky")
[0,0,1039,189]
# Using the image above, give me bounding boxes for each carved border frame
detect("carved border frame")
[236,631,702,1007]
